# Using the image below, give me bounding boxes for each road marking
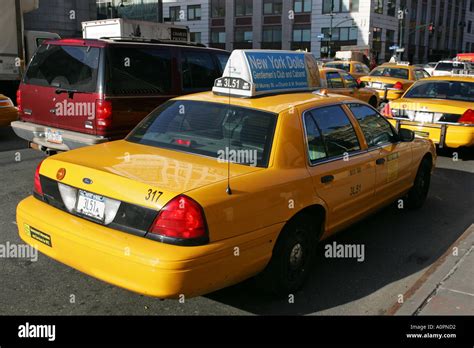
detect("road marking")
[439,287,474,297]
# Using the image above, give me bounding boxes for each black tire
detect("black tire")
[255,215,317,297]
[406,157,432,209]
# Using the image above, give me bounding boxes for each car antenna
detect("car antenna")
[226,58,232,195]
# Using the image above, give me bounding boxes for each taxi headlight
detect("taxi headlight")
[58,183,77,212]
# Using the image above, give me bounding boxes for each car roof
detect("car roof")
[415,76,474,82]
[378,63,412,69]
[321,67,347,73]
[173,91,354,114]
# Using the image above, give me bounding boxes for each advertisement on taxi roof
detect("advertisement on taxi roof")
[244,51,320,92]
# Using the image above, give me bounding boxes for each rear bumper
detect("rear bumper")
[16,196,278,298]
[389,119,474,148]
[11,121,108,151]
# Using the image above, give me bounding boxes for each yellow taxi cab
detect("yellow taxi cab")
[320,68,380,108]
[360,62,430,104]
[323,60,371,79]
[382,74,474,148]
[16,50,436,298]
[0,94,18,127]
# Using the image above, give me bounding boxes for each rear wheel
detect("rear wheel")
[406,157,432,209]
[256,215,317,297]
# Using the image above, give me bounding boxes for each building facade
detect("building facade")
[24,0,97,38]
[96,0,474,63]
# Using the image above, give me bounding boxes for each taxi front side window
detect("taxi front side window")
[326,72,345,88]
[347,103,396,147]
[304,105,361,163]
[341,72,358,88]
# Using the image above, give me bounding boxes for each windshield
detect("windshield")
[127,101,277,168]
[404,81,474,102]
[370,67,409,80]
[325,63,350,72]
[435,62,466,71]
[24,44,100,92]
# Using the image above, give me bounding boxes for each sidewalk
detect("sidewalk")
[390,224,474,315]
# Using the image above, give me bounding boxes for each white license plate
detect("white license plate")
[414,112,433,123]
[45,128,63,144]
[371,82,383,89]
[76,190,106,221]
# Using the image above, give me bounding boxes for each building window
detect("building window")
[322,0,359,14]
[387,0,396,16]
[235,0,253,16]
[374,0,383,14]
[190,32,202,43]
[187,5,201,21]
[211,29,226,43]
[322,27,358,41]
[211,0,225,18]
[263,26,282,42]
[263,0,283,15]
[372,27,382,42]
[470,0,473,11]
[294,0,312,13]
[169,6,180,21]
[468,21,472,33]
[293,27,311,42]
[235,27,253,42]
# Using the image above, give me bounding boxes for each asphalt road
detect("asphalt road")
[0,126,472,315]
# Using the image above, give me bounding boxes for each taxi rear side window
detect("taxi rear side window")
[127,100,277,168]
[304,105,360,163]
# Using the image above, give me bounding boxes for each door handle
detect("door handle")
[321,175,334,184]
[376,158,386,165]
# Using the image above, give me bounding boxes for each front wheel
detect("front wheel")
[255,216,317,297]
[406,157,432,209]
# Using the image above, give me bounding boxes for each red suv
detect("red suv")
[12,38,229,154]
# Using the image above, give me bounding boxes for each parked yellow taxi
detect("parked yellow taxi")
[360,62,430,103]
[323,60,371,79]
[16,50,436,298]
[0,94,18,127]
[382,75,474,148]
[320,68,380,108]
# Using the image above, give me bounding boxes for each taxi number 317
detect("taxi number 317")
[145,189,163,203]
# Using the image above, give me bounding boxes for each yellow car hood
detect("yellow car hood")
[41,140,262,209]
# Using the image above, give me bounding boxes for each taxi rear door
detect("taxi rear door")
[302,104,376,234]
[345,103,413,206]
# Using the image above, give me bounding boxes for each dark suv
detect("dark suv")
[12,38,229,154]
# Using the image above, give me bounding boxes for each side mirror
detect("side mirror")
[398,128,415,142]
[356,79,366,88]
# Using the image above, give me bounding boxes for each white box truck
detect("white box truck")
[82,18,190,42]
[0,0,59,99]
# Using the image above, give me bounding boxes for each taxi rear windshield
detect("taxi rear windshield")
[127,101,277,168]
[369,67,409,80]
[24,44,100,92]
[404,81,474,102]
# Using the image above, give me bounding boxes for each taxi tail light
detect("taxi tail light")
[393,81,403,90]
[382,103,394,118]
[16,89,23,115]
[96,99,112,129]
[34,160,44,196]
[149,195,207,241]
[458,109,474,124]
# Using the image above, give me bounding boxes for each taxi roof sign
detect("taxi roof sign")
[212,50,321,97]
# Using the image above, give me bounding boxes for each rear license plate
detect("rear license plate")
[76,190,106,221]
[414,112,433,123]
[45,128,63,144]
[371,82,383,89]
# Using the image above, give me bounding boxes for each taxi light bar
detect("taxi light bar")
[212,49,321,98]
[458,109,474,124]
[34,160,44,196]
[149,195,207,241]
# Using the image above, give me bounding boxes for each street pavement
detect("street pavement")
[0,126,473,315]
